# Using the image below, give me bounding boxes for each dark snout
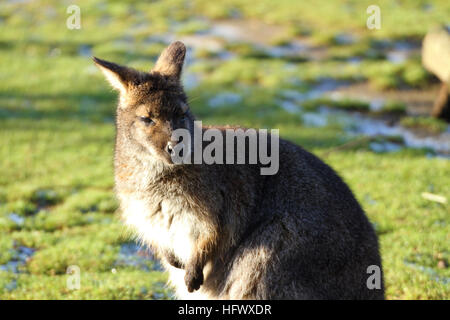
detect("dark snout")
[160,121,185,164]
[166,141,176,157]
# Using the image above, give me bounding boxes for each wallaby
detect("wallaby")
[94,41,384,299]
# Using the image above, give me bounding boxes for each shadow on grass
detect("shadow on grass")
[0,91,116,123]
[0,90,434,160]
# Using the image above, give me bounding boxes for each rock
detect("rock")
[422,26,450,83]
[422,26,450,121]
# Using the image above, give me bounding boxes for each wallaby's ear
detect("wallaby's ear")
[151,41,186,80]
[93,57,136,95]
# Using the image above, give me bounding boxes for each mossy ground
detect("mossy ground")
[0,0,449,299]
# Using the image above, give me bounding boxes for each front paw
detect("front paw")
[165,251,184,269]
[184,268,203,292]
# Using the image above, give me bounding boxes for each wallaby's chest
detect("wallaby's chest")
[119,191,198,264]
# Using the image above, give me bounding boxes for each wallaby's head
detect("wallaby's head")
[94,41,194,164]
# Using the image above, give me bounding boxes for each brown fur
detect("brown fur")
[94,41,384,299]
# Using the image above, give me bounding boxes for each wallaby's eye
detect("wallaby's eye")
[139,116,155,126]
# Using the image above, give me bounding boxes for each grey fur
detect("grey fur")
[94,41,384,300]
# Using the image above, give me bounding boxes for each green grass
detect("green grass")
[192,0,450,40]
[400,116,448,134]
[0,0,449,300]
[378,101,407,115]
[175,20,209,35]
[302,98,370,112]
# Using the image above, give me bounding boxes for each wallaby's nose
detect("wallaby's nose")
[166,141,176,156]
